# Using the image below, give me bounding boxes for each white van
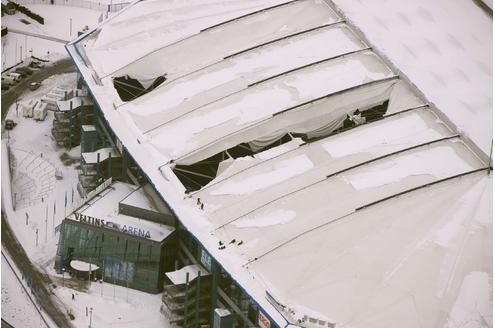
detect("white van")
[7,72,21,82]
[33,102,48,121]
[21,99,38,118]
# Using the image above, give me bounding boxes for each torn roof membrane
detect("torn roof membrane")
[147,50,395,164]
[68,0,492,326]
[124,23,367,131]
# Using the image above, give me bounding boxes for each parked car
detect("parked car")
[5,3,16,15]
[7,72,22,82]
[12,69,27,78]
[15,66,33,76]
[30,61,45,69]
[4,119,17,130]
[29,81,41,91]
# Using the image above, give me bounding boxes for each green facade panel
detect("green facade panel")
[57,220,175,294]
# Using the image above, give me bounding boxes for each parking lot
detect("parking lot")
[1,58,76,121]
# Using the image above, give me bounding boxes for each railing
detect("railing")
[13,0,130,13]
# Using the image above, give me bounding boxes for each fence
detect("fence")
[12,0,130,12]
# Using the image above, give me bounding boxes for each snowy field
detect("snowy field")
[2,4,106,69]
[2,33,67,69]
[1,72,169,328]
[51,280,169,328]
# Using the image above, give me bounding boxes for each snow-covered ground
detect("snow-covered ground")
[2,32,67,69]
[3,73,81,264]
[52,280,169,328]
[2,72,169,328]
[2,4,106,69]
[1,250,54,328]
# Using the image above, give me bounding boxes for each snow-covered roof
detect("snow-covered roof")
[67,182,175,242]
[331,0,493,156]
[56,96,93,112]
[165,264,210,285]
[67,0,492,327]
[120,185,160,214]
[81,147,120,163]
[81,125,96,132]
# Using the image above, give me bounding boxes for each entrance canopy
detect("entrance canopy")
[70,260,100,272]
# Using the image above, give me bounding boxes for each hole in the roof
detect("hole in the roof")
[324,100,389,140]
[173,100,389,192]
[113,74,167,102]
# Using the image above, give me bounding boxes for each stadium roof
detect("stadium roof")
[67,0,492,327]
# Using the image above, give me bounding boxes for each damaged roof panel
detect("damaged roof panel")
[146,50,395,163]
[123,24,367,133]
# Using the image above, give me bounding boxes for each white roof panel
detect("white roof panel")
[111,0,339,81]
[250,172,491,327]
[214,139,483,256]
[86,0,338,77]
[332,0,493,155]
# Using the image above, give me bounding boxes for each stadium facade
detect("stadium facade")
[60,1,492,328]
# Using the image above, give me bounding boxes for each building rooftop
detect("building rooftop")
[67,181,175,242]
[67,0,492,326]
[332,0,493,155]
[56,96,93,112]
[81,147,120,163]
[120,185,160,214]
[165,264,210,285]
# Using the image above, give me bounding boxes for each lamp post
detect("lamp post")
[89,307,93,328]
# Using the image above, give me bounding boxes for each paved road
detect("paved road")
[2,213,74,328]
[1,58,76,120]
[7,28,70,44]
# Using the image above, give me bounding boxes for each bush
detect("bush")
[7,1,44,24]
